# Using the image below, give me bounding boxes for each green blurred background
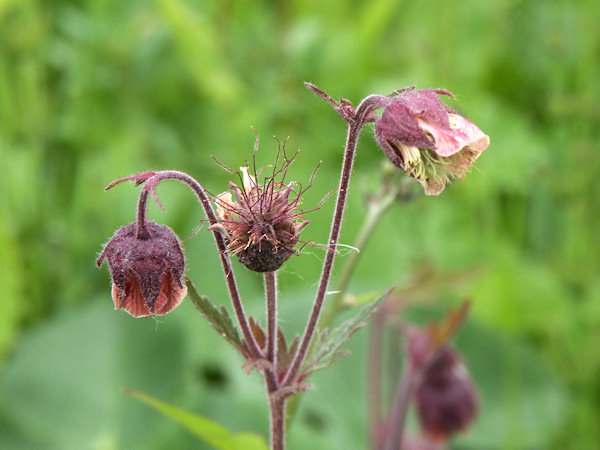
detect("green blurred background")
[1,0,599,448]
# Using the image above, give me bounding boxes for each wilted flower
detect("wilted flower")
[374,88,489,195]
[214,166,309,273]
[97,221,187,317]
[415,346,478,442]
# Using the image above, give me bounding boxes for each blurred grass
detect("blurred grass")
[0,0,599,448]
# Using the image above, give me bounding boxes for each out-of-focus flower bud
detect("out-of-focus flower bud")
[374,88,489,195]
[415,346,478,442]
[97,221,187,317]
[402,435,444,450]
[214,167,309,273]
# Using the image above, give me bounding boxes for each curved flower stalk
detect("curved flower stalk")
[97,170,264,359]
[280,86,391,388]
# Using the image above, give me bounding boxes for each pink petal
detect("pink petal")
[153,274,187,316]
[114,280,152,318]
[418,114,490,157]
[448,113,490,153]
[417,119,463,157]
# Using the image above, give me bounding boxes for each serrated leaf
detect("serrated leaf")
[123,388,268,450]
[302,285,394,377]
[185,277,246,355]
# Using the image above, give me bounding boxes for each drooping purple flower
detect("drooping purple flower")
[415,346,478,442]
[97,221,187,317]
[375,88,489,195]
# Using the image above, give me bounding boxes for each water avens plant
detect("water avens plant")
[98,83,489,449]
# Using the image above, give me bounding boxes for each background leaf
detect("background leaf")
[0,290,573,450]
[124,388,268,450]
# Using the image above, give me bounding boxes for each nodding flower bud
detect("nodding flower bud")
[415,347,478,442]
[97,221,187,317]
[214,166,309,273]
[374,88,489,195]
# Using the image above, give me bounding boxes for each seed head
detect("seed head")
[97,221,187,317]
[214,160,310,273]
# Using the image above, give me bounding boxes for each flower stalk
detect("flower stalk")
[384,358,418,450]
[320,180,402,329]
[135,189,151,239]
[105,170,264,359]
[281,92,388,387]
[265,271,278,372]
[268,396,286,450]
[369,311,386,449]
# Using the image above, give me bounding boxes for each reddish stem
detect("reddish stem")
[135,189,151,239]
[384,362,418,450]
[268,395,286,450]
[263,271,280,400]
[369,312,385,449]
[281,94,388,387]
[141,170,263,359]
[265,271,278,371]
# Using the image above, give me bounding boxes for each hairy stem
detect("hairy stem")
[265,271,278,376]
[285,182,400,425]
[268,395,286,450]
[282,95,387,387]
[320,184,399,329]
[281,118,362,385]
[142,170,263,359]
[135,189,151,239]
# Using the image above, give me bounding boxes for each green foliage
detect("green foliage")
[0,291,568,449]
[302,286,393,378]
[1,0,599,447]
[124,388,268,450]
[0,300,192,449]
[0,208,23,361]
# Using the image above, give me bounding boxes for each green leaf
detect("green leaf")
[123,388,268,450]
[185,277,246,356]
[302,285,394,377]
[0,207,24,362]
[156,0,240,104]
